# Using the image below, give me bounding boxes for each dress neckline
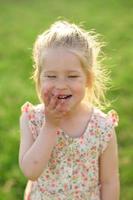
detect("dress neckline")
[60,107,95,140]
[40,104,95,140]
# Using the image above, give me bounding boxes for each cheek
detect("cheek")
[40,81,54,100]
[40,80,53,92]
[73,80,86,94]
[72,87,86,100]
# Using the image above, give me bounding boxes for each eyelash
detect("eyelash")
[68,76,79,78]
[47,76,56,78]
[46,75,79,78]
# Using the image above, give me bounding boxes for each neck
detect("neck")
[62,102,92,120]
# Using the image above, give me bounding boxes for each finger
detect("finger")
[43,91,50,106]
[55,99,66,112]
[48,93,59,110]
[43,87,54,106]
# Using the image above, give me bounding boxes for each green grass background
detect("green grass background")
[0,0,133,199]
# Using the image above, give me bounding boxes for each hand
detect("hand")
[42,88,67,126]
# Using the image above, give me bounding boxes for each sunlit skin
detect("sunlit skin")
[39,48,90,126]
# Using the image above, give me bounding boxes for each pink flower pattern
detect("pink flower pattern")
[21,102,119,200]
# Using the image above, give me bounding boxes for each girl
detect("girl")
[19,21,120,200]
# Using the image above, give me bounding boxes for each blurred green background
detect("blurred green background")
[0,0,132,199]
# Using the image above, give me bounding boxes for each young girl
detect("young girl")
[19,21,120,200]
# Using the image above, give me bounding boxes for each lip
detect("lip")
[56,93,72,96]
[58,94,72,97]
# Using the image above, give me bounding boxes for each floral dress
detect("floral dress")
[21,102,119,200]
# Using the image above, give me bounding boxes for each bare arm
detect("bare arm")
[99,129,120,200]
[19,112,59,181]
[19,89,68,181]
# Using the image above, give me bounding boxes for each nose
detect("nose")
[54,78,68,90]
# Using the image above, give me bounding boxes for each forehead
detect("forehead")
[41,48,83,72]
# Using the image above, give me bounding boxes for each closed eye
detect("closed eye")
[45,75,79,78]
[68,75,79,78]
[47,75,56,78]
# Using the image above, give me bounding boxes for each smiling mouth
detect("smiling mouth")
[57,95,72,99]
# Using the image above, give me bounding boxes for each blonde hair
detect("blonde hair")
[32,20,111,109]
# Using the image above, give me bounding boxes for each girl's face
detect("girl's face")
[39,48,89,114]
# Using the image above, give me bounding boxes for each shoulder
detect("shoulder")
[92,108,119,154]
[93,108,119,129]
[20,102,44,134]
[21,101,44,114]
[20,101,44,120]
[20,102,45,139]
